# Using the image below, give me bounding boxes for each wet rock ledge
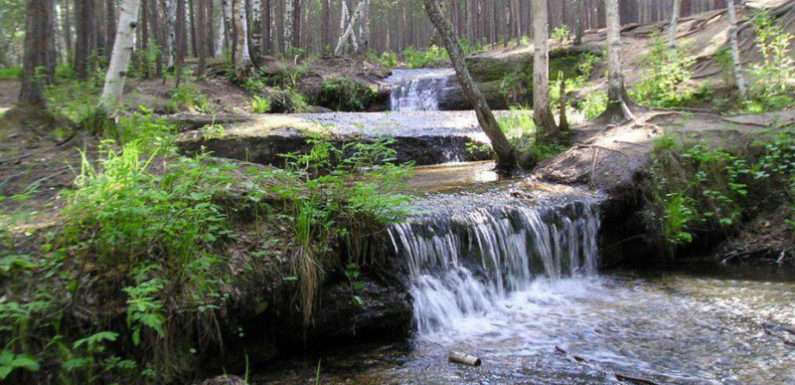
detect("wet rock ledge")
[177,112,494,167]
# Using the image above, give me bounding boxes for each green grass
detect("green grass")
[0,67,21,80]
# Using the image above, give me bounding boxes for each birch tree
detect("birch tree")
[422,0,516,173]
[335,0,365,56]
[669,0,681,48]
[532,0,558,141]
[603,0,634,122]
[726,0,747,99]
[99,0,141,111]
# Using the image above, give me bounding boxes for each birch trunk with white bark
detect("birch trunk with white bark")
[532,0,558,141]
[99,0,141,111]
[727,0,747,99]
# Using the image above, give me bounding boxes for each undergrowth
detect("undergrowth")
[498,108,565,168]
[644,128,795,251]
[0,66,21,80]
[316,78,377,111]
[631,33,708,108]
[1,109,413,383]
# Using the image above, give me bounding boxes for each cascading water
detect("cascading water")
[386,68,456,111]
[388,195,601,337]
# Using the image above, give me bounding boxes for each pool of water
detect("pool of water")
[255,267,795,385]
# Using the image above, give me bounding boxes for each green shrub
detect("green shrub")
[746,11,795,112]
[632,34,697,107]
[552,25,571,44]
[166,83,210,113]
[402,46,449,68]
[45,80,101,123]
[278,137,413,324]
[316,78,376,111]
[251,95,271,113]
[110,107,177,148]
[0,66,22,80]
[369,51,399,68]
[581,91,607,120]
[645,129,795,249]
[269,87,307,113]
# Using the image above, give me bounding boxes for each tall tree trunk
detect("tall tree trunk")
[575,0,585,45]
[62,0,74,65]
[176,0,186,86]
[276,0,285,53]
[321,0,330,53]
[602,0,634,122]
[107,0,117,59]
[148,0,163,77]
[422,0,516,173]
[262,0,271,54]
[532,0,558,141]
[726,0,747,99]
[100,0,141,111]
[196,0,208,77]
[669,0,682,47]
[75,0,97,79]
[19,0,52,107]
[141,0,150,78]
[291,0,301,50]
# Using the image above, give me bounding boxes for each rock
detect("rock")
[177,112,496,167]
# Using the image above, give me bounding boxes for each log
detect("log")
[448,351,481,367]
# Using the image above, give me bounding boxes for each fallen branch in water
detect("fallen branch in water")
[554,345,664,385]
[763,322,795,346]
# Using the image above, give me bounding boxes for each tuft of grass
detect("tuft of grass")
[166,83,211,113]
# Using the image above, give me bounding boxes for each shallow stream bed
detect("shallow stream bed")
[255,266,795,385]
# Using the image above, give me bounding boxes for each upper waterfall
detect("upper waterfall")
[386,68,456,111]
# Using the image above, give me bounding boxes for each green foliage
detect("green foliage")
[0,66,21,80]
[552,25,571,44]
[317,78,376,111]
[745,11,795,112]
[402,45,450,69]
[498,108,564,168]
[109,107,177,148]
[251,95,272,113]
[646,129,795,249]
[0,350,40,380]
[581,91,607,120]
[269,87,308,113]
[369,51,399,68]
[167,83,211,113]
[45,80,101,123]
[632,34,699,107]
[277,137,412,324]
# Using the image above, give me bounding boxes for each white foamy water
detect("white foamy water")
[389,199,601,337]
[386,68,456,111]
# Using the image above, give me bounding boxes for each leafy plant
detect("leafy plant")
[746,11,795,111]
[167,83,211,113]
[0,66,21,80]
[552,25,571,44]
[632,33,698,107]
[251,95,271,113]
[316,78,376,111]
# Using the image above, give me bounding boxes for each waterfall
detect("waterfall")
[388,199,601,335]
[387,69,456,111]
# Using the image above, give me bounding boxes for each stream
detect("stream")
[255,70,795,385]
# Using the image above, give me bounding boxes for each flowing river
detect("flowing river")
[253,70,795,385]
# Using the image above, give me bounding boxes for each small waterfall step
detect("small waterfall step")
[386,69,456,112]
[387,182,603,335]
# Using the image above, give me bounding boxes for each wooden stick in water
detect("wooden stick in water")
[448,351,481,367]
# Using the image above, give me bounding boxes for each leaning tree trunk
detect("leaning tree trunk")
[19,0,52,108]
[532,0,559,143]
[99,0,141,111]
[601,0,634,122]
[669,0,681,47]
[726,0,747,99]
[422,0,516,173]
